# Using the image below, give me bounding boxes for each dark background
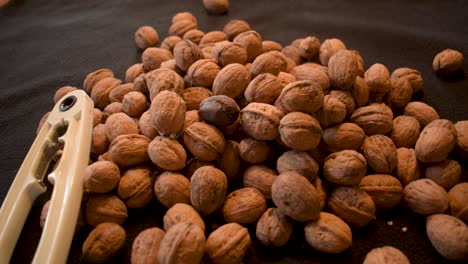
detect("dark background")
[0,0,467,263]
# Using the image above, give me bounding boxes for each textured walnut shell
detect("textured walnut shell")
[108,134,150,167]
[262,40,283,52]
[244,73,284,104]
[213,63,250,99]
[222,187,267,224]
[158,222,206,264]
[173,39,204,72]
[455,121,468,157]
[298,36,320,59]
[223,19,251,40]
[391,115,420,148]
[199,30,227,46]
[316,95,347,128]
[93,108,103,127]
[184,122,226,161]
[91,124,109,155]
[404,101,439,127]
[150,90,186,138]
[282,45,303,65]
[172,12,197,24]
[275,80,324,114]
[322,122,365,152]
[351,76,370,108]
[250,51,288,77]
[83,161,120,193]
[53,86,77,104]
[125,63,144,83]
[185,59,220,87]
[328,186,376,227]
[391,67,424,94]
[148,136,187,171]
[91,77,122,109]
[154,172,190,209]
[313,177,328,211]
[131,227,165,264]
[109,83,133,103]
[190,166,228,216]
[403,179,449,215]
[199,95,240,127]
[324,150,367,185]
[364,63,391,98]
[328,90,355,116]
[146,68,185,100]
[290,65,330,92]
[184,158,213,180]
[432,49,464,75]
[139,111,158,140]
[217,140,242,180]
[103,102,122,116]
[135,25,159,49]
[363,246,410,264]
[304,212,352,254]
[160,59,184,75]
[233,30,262,62]
[86,194,128,227]
[243,165,277,199]
[426,159,461,190]
[240,102,283,140]
[319,38,347,66]
[239,137,270,164]
[82,223,126,263]
[141,47,173,72]
[277,71,297,86]
[350,103,393,135]
[256,208,293,247]
[117,167,154,208]
[133,74,148,95]
[122,91,147,117]
[350,50,365,77]
[363,135,397,173]
[83,68,114,94]
[276,150,319,182]
[359,174,403,211]
[449,183,468,222]
[211,41,248,67]
[386,78,412,110]
[279,112,323,151]
[182,87,213,111]
[183,29,204,44]
[168,19,198,37]
[415,124,456,163]
[206,223,251,264]
[160,35,182,52]
[271,171,321,222]
[396,147,420,186]
[163,203,205,232]
[426,214,468,260]
[328,50,359,90]
[185,112,201,131]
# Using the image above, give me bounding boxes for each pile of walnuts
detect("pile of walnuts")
[39,11,468,264]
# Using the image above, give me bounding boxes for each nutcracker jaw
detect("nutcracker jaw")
[0,90,94,263]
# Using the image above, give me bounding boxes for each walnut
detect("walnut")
[359,174,403,211]
[183,29,204,44]
[116,167,154,209]
[199,31,227,46]
[90,77,122,109]
[363,135,397,173]
[271,171,321,222]
[304,212,352,254]
[139,111,158,140]
[218,140,242,180]
[83,161,120,193]
[243,165,277,199]
[425,159,461,190]
[233,30,262,62]
[328,186,376,227]
[322,122,365,152]
[328,90,355,116]
[163,203,205,232]
[396,147,420,186]
[93,108,103,127]
[244,73,284,104]
[206,223,251,264]
[426,214,468,260]
[433,49,464,76]
[403,179,449,215]
[298,36,320,59]
[363,246,410,264]
[316,95,347,128]
[350,103,393,135]
[174,39,204,72]
[133,74,148,95]
[86,194,128,227]
[278,112,323,151]
[282,45,303,65]
[160,35,182,52]
[455,121,468,157]
[141,47,173,72]
[135,26,159,50]
[184,122,226,161]
[364,63,391,99]
[404,101,439,127]
[448,183,468,222]
[198,95,240,127]
[185,59,220,87]
[328,50,359,90]
[250,51,288,77]
[276,150,319,182]
[212,63,250,98]
[277,71,297,86]
[415,121,456,163]
[222,187,267,224]
[83,68,114,94]
[391,115,420,148]
[275,80,324,114]
[324,150,367,185]
[223,19,251,40]
[203,0,229,14]
[146,68,185,100]
[262,40,283,52]
[172,12,197,24]
[104,112,139,142]
[184,158,214,180]
[109,83,133,103]
[154,172,191,208]
[319,38,347,66]
[131,228,165,264]
[182,87,213,111]
[211,41,248,66]
[53,86,77,104]
[149,90,186,138]
[91,124,109,155]
[160,59,184,74]
[239,137,270,164]
[289,65,330,92]
[386,78,412,110]
[148,136,187,171]
[158,222,206,264]
[121,91,147,117]
[240,102,283,140]
[190,166,228,216]
[108,134,150,167]
[168,19,198,37]
[256,208,293,247]
[391,67,424,94]
[82,223,126,263]
[351,76,370,107]
[125,63,144,83]
[350,50,365,76]
[103,102,122,116]
[184,110,201,130]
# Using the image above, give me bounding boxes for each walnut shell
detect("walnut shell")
[316,95,347,128]
[83,68,114,94]
[53,86,77,104]
[240,102,283,140]
[183,29,204,44]
[168,19,198,38]
[298,36,320,59]
[386,78,412,110]
[328,50,359,90]
[290,65,330,92]
[158,222,206,264]
[173,39,204,72]
[322,122,365,152]
[279,112,323,151]
[351,76,370,108]
[184,122,226,161]
[154,172,191,208]
[222,187,267,224]
[359,174,403,211]
[163,203,205,232]
[190,166,228,216]
[91,124,109,155]
[139,111,158,140]
[276,150,319,182]
[117,167,154,208]
[250,51,288,78]
[135,26,159,50]
[146,68,185,100]
[363,246,410,264]
[350,103,393,135]
[125,63,144,83]
[415,123,456,163]
[391,67,424,94]
[404,101,439,127]
[184,158,214,180]
[396,147,420,186]
[328,186,376,227]
[185,59,220,87]
[121,91,147,117]
[213,63,250,99]
[275,80,324,114]
[160,35,182,52]
[211,41,248,66]
[103,102,122,116]
[351,50,365,77]
[364,63,391,99]
[109,83,133,103]
[262,40,283,52]
[426,214,468,260]
[363,135,397,173]
[324,150,367,185]
[149,90,186,138]
[233,30,262,62]
[319,38,347,66]
[328,90,355,116]
[148,136,187,171]
[108,134,150,167]
[432,49,464,76]
[256,208,293,247]
[244,73,284,104]
[455,121,468,157]
[217,140,242,180]
[131,228,165,264]
[425,159,461,190]
[282,45,303,65]
[243,165,277,199]
[199,95,240,127]
[449,183,468,222]
[206,223,251,264]
[304,212,352,254]
[82,223,126,263]
[182,87,213,111]
[271,171,321,222]
[83,161,120,193]
[403,179,449,215]
[172,12,197,24]
[239,137,270,164]
[391,115,420,148]
[199,31,227,46]
[91,77,122,109]
[223,19,251,40]
[141,47,173,72]
[86,194,128,227]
